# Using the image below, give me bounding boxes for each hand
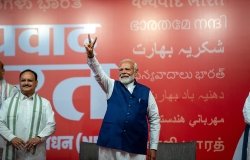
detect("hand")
[147,149,157,160]
[11,137,25,150]
[84,34,97,58]
[25,136,41,151]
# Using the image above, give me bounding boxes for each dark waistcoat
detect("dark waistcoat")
[97,80,150,155]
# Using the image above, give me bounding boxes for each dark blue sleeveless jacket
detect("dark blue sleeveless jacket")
[97,80,150,155]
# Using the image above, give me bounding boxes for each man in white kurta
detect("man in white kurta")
[88,57,160,160]
[84,35,160,160]
[0,69,56,160]
[0,60,19,150]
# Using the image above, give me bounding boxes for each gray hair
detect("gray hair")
[120,59,138,72]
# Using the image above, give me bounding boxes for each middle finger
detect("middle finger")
[92,37,97,47]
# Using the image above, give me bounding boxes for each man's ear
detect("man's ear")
[134,69,138,78]
[35,80,38,87]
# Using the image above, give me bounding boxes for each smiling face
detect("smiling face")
[19,71,38,97]
[118,59,138,85]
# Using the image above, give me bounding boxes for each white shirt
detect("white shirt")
[242,92,250,160]
[243,92,250,124]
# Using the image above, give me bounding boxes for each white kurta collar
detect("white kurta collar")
[125,81,135,94]
[20,92,35,100]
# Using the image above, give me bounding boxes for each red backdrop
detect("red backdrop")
[1,0,250,159]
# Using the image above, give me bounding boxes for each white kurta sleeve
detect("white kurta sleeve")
[243,92,250,124]
[87,57,114,98]
[10,86,19,97]
[0,99,17,141]
[147,91,161,150]
[37,98,56,139]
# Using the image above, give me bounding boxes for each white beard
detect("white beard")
[119,75,134,85]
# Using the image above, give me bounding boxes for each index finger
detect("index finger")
[88,34,91,44]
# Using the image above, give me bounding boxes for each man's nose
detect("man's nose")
[23,80,29,84]
[121,72,128,75]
